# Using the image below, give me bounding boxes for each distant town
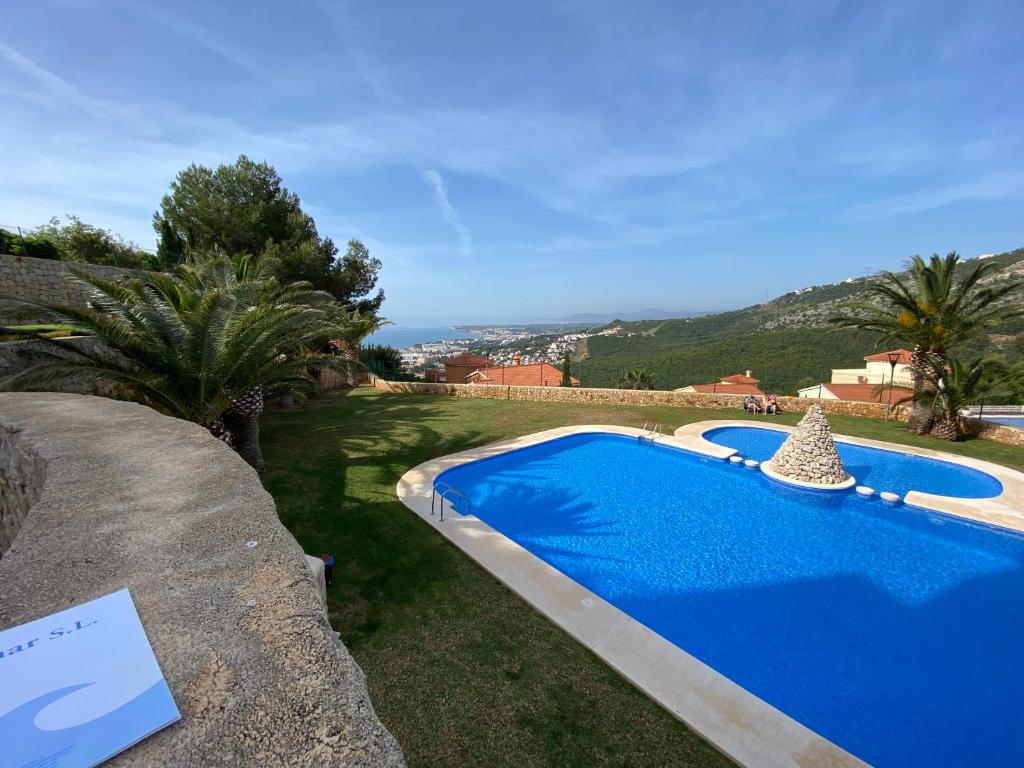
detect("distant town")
[397,323,597,373]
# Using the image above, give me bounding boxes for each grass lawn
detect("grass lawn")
[261,388,1023,767]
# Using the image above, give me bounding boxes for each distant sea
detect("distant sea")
[364,326,478,348]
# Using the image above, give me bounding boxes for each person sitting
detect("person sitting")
[765,393,778,415]
[744,394,761,414]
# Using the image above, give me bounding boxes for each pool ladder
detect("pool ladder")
[431,481,473,521]
[639,422,662,442]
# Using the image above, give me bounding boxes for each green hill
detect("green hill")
[577,248,1024,393]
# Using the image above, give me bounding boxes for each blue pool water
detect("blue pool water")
[983,416,1024,429]
[705,425,1002,499]
[436,433,1024,768]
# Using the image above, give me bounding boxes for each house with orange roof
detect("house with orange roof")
[798,382,915,404]
[675,370,764,397]
[797,349,915,403]
[828,349,913,386]
[442,353,495,384]
[464,354,579,387]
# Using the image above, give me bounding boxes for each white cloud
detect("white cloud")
[321,1,400,104]
[422,170,473,259]
[0,42,116,120]
[129,6,277,83]
[846,171,1024,220]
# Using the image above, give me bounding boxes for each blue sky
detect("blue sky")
[2,1,1022,325]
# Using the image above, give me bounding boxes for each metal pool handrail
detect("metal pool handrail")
[639,422,662,442]
[432,481,472,521]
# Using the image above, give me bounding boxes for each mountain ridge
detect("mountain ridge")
[557,309,715,323]
[576,248,1024,393]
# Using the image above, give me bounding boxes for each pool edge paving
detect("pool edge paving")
[676,420,1024,533]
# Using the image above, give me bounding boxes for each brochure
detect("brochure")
[0,589,180,768]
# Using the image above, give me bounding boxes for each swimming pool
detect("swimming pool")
[982,416,1024,429]
[704,425,1003,498]
[432,432,1024,768]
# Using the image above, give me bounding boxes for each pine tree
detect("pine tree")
[560,351,574,387]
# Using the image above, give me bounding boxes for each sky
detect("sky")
[2,1,1023,325]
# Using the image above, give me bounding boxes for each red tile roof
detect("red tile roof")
[444,353,493,368]
[863,349,913,364]
[465,363,579,387]
[817,383,915,403]
[689,383,764,396]
[719,373,760,385]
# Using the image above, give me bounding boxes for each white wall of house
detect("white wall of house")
[830,361,910,386]
[797,385,840,399]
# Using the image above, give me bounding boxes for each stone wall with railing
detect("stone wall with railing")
[0,252,134,324]
[370,378,910,421]
[963,418,1024,447]
[370,379,1024,448]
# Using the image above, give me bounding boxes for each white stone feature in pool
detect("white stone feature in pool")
[856,486,876,497]
[767,406,850,486]
[880,491,901,503]
[729,456,744,464]
[744,459,759,468]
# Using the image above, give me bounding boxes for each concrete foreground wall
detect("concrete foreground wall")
[0,253,135,324]
[0,393,404,767]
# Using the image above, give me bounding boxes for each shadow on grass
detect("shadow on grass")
[259,388,737,768]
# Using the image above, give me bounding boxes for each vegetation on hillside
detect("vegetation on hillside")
[619,367,655,390]
[578,248,1024,394]
[1,217,154,268]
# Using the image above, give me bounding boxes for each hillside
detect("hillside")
[576,248,1024,393]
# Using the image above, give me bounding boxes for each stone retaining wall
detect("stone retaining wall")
[371,378,910,421]
[371,379,1024,448]
[964,418,1024,447]
[0,252,134,323]
[0,393,404,767]
[0,424,45,557]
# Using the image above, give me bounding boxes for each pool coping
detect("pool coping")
[397,424,870,768]
[676,420,1024,533]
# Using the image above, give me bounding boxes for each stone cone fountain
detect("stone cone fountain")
[763,405,853,488]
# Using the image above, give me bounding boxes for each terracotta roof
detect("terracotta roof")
[863,349,913,364]
[465,363,580,387]
[444,353,493,367]
[719,373,760,385]
[688,383,764,396]
[818,383,915,403]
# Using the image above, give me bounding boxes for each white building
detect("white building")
[826,349,913,386]
[797,349,915,403]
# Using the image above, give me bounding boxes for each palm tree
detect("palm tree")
[900,357,1013,441]
[831,252,1023,434]
[620,368,655,390]
[1,253,346,472]
[338,309,390,351]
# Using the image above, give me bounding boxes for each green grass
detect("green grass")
[260,389,1023,767]
[0,324,79,341]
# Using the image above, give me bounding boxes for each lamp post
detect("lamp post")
[885,351,900,421]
